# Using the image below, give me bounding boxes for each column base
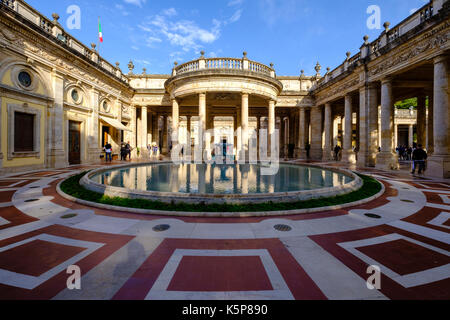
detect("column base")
[47,149,68,169]
[426,155,450,179]
[310,148,323,161]
[322,148,333,161]
[375,152,399,171]
[342,150,356,164]
[295,148,308,160]
[88,148,103,162]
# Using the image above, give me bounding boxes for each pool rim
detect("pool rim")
[79,161,363,205]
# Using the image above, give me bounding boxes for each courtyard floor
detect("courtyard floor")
[0,159,449,300]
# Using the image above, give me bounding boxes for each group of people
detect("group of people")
[396,145,414,161]
[104,142,161,163]
[397,143,428,175]
[103,141,133,162]
[146,144,160,158]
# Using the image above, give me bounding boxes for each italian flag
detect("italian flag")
[98,18,103,43]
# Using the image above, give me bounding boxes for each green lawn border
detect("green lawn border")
[59,171,382,214]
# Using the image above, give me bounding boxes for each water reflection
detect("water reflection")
[93,164,353,195]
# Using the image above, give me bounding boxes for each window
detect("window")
[71,89,79,102]
[18,71,32,88]
[14,112,35,152]
[7,104,41,160]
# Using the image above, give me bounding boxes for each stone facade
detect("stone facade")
[0,0,449,177]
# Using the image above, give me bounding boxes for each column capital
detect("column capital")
[434,54,449,65]
[381,77,393,86]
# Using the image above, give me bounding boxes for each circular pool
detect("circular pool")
[81,162,362,205]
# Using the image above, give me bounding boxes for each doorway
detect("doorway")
[68,121,81,165]
[102,126,110,148]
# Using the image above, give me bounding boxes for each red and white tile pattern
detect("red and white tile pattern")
[0,162,448,300]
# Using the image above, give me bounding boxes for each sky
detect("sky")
[26,0,430,76]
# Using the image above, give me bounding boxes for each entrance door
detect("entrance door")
[68,121,81,165]
[102,126,110,147]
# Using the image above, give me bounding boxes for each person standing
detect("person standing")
[147,144,152,158]
[334,145,341,161]
[120,143,127,161]
[104,142,112,163]
[411,144,428,175]
[125,141,132,161]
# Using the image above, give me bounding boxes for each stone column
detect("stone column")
[427,94,434,154]
[162,115,168,154]
[141,106,148,151]
[236,109,242,160]
[333,116,339,148]
[186,115,192,146]
[268,100,276,157]
[368,84,379,166]
[428,55,450,178]
[88,88,101,162]
[310,106,323,160]
[342,95,355,163]
[196,93,206,162]
[394,123,399,148]
[376,79,398,170]
[298,107,307,159]
[152,113,159,150]
[417,95,427,146]
[171,99,179,151]
[323,103,332,161]
[48,70,67,168]
[256,116,261,158]
[280,117,286,158]
[241,93,249,162]
[149,112,154,146]
[358,84,379,167]
[408,125,414,147]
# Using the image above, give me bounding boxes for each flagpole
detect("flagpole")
[97,16,100,58]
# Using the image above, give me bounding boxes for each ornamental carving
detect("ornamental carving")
[369,26,450,78]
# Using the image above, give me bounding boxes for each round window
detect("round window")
[18,71,32,88]
[71,89,79,102]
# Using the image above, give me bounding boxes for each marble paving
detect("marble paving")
[0,160,448,300]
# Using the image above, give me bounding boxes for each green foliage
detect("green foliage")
[395,97,430,110]
[61,172,382,213]
[395,98,417,110]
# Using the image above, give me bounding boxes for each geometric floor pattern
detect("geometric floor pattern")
[0,160,449,300]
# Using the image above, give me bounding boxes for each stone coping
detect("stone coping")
[56,166,384,218]
[79,162,363,205]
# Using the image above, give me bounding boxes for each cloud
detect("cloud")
[139,12,221,52]
[115,4,130,16]
[228,0,243,6]
[163,8,177,17]
[135,59,151,68]
[228,9,242,23]
[146,36,162,47]
[123,0,146,7]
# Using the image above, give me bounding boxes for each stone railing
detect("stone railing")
[173,54,275,78]
[395,109,418,119]
[314,0,445,90]
[0,0,129,85]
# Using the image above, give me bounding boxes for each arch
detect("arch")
[0,57,53,98]
[64,81,89,107]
